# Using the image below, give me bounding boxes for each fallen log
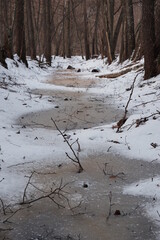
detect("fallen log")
[98,64,143,79]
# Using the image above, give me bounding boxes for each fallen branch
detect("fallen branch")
[7,161,35,168]
[0,227,13,232]
[20,178,71,209]
[114,72,141,132]
[134,98,160,108]
[22,171,35,203]
[0,178,4,183]
[127,110,160,130]
[98,64,143,79]
[51,118,83,173]
[3,208,22,223]
[106,191,113,221]
[0,198,6,215]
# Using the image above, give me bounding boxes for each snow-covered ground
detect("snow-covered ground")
[0,55,160,235]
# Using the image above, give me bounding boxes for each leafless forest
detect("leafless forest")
[0,0,160,79]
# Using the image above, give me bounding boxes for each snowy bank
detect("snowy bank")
[0,55,160,236]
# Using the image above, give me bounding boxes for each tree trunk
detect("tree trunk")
[15,0,28,67]
[155,0,160,73]
[142,0,157,79]
[113,8,123,55]
[44,0,52,65]
[92,0,100,56]
[71,0,84,58]
[66,0,71,58]
[107,0,115,59]
[120,0,135,62]
[62,0,66,58]
[126,0,135,57]
[26,0,36,59]
[84,0,90,60]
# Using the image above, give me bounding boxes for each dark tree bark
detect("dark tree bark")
[15,0,28,67]
[43,0,52,65]
[0,0,7,67]
[112,8,123,55]
[155,0,160,73]
[120,0,135,62]
[71,0,84,58]
[126,0,135,57]
[101,0,123,63]
[26,0,36,59]
[84,0,90,60]
[107,0,115,59]
[92,0,100,56]
[66,0,71,58]
[62,0,66,58]
[0,0,13,63]
[142,0,157,79]
[101,0,112,62]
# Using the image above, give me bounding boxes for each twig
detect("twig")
[71,138,81,152]
[106,191,113,221]
[127,110,160,130]
[51,118,83,173]
[125,136,131,150]
[116,72,142,132]
[0,198,6,215]
[3,208,22,223]
[20,177,72,210]
[157,210,160,218]
[22,171,35,203]
[134,98,160,108]
[0,227,13,232]
[33,170,56,175]
[0,178,4,183]
[107,146,112,152]
[7,161,35,168]
[20,182,68,209]
[69,201,83,214]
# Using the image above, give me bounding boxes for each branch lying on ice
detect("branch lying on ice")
[20,172,70,209]
[51,118,83,173]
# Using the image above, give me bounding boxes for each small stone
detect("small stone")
[114,210,121,216]
[67,65,75,70]
[83,183,88,188]
[92,68,100,73]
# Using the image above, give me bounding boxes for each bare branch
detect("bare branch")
[116,72,142,132]
[0,198,6,215]
[22,171,35,203]
[51,118,83,173]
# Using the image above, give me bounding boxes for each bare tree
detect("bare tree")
[43,0,52,65]
[155,0,160,73]
[83,0,90,60]
[66,0,72,58]
[120,0,135,62]
[92,0,101,56]
[26,0,36,59]
[15,0,28,66]
[142,0,157,79]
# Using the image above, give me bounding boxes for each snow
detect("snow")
[0,55,160,235]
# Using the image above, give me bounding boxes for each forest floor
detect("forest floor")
[0,56,160,239]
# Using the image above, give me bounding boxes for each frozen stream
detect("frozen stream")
[1,71,159,240]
